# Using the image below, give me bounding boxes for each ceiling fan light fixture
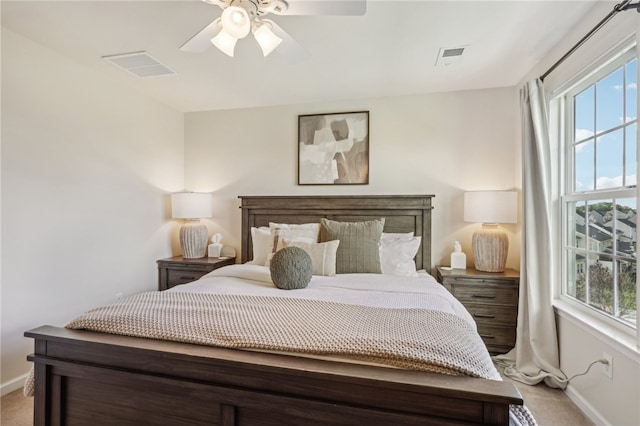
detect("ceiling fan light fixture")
[220,6,251,39]
[185,0,364,59]
[253,22,283,56]
[211,28,239,57]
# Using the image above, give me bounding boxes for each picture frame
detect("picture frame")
[298,111,369,185]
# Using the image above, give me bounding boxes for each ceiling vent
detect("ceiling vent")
[435,45,468,67]
[102,51,175,78]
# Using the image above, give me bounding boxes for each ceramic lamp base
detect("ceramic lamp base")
[180,220,208,258]
[472,225,508,272]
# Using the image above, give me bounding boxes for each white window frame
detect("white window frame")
[557,44,638,337]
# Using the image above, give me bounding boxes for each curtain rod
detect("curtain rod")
[540,0,639,81]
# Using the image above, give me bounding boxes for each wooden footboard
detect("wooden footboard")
[26,326,522,426]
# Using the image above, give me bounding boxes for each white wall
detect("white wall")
[0,28,185,393]
[184,88,521,270]
[515,2,640,424]
[557,312,639,425]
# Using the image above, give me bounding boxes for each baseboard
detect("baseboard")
[565,384,610,426]
[1,373,28,397]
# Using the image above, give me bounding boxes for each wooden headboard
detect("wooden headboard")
[239,195,434,271]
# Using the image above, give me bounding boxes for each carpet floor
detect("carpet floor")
[502,375,594,425]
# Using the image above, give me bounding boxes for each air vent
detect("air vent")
[103,51,175,78]
[435,45,468,67]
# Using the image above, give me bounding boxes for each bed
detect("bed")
[25,195,529,426]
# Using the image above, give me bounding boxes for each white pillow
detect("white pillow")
[249,226,271,265]
[267,222,321,265]
[379,236,421,277]
[280,239,340,276]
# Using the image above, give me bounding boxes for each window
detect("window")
[562,47,637,329]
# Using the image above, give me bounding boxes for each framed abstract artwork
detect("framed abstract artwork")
[298,111,369,185]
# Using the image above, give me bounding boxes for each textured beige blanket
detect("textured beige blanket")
[65,291,499,379]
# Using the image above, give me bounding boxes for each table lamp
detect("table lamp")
[464,191,517,272]
[171,192,212,258]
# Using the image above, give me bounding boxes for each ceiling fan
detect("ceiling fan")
[180,0,366,60]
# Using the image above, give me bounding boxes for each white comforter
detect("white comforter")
[169,264,475,328]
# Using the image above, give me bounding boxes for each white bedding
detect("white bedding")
[168,263,475,328]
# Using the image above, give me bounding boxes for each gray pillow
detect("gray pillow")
[319,218,385,274]
[269,246,313,290]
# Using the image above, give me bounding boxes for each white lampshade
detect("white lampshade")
[171,192,212,219]
[464,191,517,224]
[211,28,239,57]
[253,23,283,56]
[464,190,517,273]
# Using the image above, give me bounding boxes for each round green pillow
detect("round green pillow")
[269,246,312,290]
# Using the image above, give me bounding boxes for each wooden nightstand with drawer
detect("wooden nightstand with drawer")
[435,266,519,354]
[157,256,236,291]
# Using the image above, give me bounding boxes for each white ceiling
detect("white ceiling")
[1,0,600,112]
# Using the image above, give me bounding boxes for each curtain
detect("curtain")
[494,79,567,389]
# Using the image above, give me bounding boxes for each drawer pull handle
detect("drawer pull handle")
[472,294,495,299]
[473,314,495,319]
[479,334,495,339]
[179,276,195,280]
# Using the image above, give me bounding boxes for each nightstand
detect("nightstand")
[157,256,236,291]
[435,266,519,354]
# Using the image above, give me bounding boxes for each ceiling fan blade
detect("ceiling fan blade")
[180,20,222,53]
[266,20,311,63]
[275,0,366,16]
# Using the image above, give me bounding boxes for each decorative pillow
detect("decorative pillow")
[267,222,320,265]
[279,239,340,276]
[249,226,271,265]
[379,236,421,277]
[319,218,385,274]
[269,246,313,290]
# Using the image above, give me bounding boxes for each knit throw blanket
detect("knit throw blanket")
[69,291,497,378]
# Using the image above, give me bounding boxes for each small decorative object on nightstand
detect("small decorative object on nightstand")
[208,233,223,257]
[436,266,519,354]
[450,241,466,269]
[157,256,235,291]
